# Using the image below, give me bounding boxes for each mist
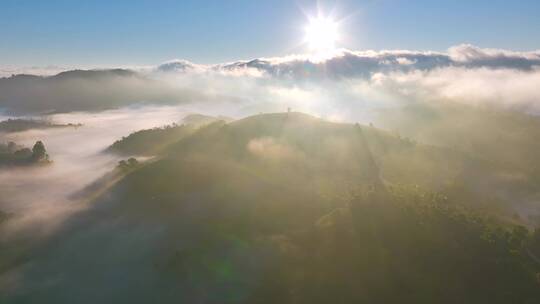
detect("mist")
[1,45,539,119]
[2,53,540,233]
[2,44,540,302]
[0,106,212,238]
[2,46,540,232]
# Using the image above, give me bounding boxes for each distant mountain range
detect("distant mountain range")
[1,44,539,115]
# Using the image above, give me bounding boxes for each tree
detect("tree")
[118,158,139,171]
[31,140,48,161]
[118,160,129,170]
[127,157,139,167]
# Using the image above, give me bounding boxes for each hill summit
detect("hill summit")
[5,111,540,303]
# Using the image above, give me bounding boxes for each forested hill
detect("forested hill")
[106,113,231,156]
[0,118,81,133]
[4,112,539,303]
[0,140,50,166]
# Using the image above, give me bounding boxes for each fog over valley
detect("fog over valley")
[2,1,540,302]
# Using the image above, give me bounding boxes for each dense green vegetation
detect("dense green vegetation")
[379,102,540,180]
[182,113,233,127]
[106,114,230,156]
[374,101,540,225]
[0,118,81,133]
[117,157,140,171]
[121,112,540,302]
[4,112,538,303]
[250,186,540,303]
[0,140,50,166]
[107,123,196,156]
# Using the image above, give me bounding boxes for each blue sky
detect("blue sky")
[1,0,539,66]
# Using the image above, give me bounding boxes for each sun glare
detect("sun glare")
[304,16,339,53]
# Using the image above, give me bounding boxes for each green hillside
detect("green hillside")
[159,112,533,220]
[378,102,540,174]
[106,114,231,156]
[4,112,539,303]
[107,123,196,156]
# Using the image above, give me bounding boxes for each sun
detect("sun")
[304,16,339,53]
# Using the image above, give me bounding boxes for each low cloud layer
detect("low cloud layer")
[219,44,540,79]
[366,67,540,112]
[0,106,198,239]
[0,44,539,118]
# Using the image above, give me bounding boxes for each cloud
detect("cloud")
[218,45,540,79]
[448,44,540,69]
[0,44,539,118]
[361,67,540,112]
[218,49,451,79]
[155,59,197,73]
[0,106,196,239]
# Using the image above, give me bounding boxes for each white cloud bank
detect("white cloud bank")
[211,44,540,79]
[0,106,199,239]
[1,44,539,118]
